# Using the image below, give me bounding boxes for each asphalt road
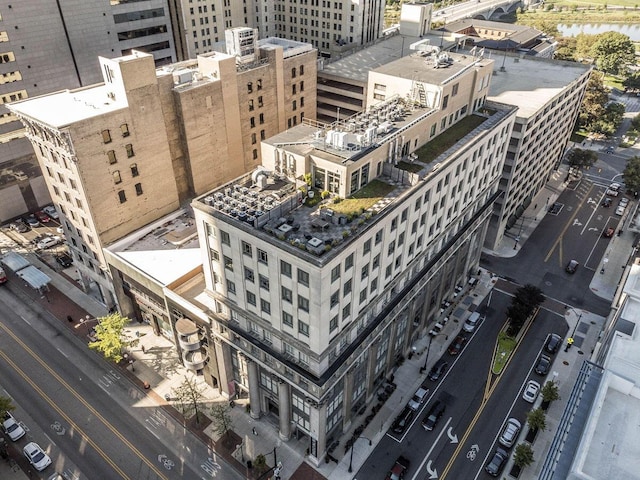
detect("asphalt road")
[355,289,568,480]
[0,283,241,480]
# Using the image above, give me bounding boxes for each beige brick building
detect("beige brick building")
[9,35,317,306]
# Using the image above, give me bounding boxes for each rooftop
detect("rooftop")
[107,209,201,286]
[487,54,591,119]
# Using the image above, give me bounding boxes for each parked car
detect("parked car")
[422,400,446,431]
[56,253,73,268]
[565,260,579,274]
[9,220,29,233]
[615,206,625,216]
[522,380,540,403]
[601,197,612,207]
[485,447,509,476]
[447,334,467,355]
[2,412,25,441]
[606,188,620,197]
[619,197,629,207]
[609,182,621,191]
[385,456,410,480]
[545,333,563,354]
[24,214,39,227]
[428,360,449,382]
[407,386,430,411]
[603,227,615,238]
[36,236,61,250]
[23,442,52,471]
[35,210,51,223]
[463,311,481,333]
[43,205,60,220]
[391,407,414,434]
[535,354,552,376]
[498,418,521,448]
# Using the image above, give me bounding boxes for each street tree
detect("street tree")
[514,284,545,311]
[88,312,139,363]
[527,408,546,432]
[579,74,609,133]
[541,380,561,404]
[513,443,535,469]
[554,37,577,62]
[210,403,234,440]
[623,73,640,92]
[631,113,640,132]
[253,454,268,474]
[567,148,598,169]
[507,301,530,336]
[172,374,208,425]
[0,395,15,418]
[623,156,640,193]
[590,31,635,76]
[575,33,599,62]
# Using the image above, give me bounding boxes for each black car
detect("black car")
[421,400,446,431]
[485,447,508,476]
[535,354,552,375]
[391,407,414,434]
[56,253,73,268]
[545,333,562,354]
[428,360,449,381]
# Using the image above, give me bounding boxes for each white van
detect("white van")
[463,312,481,332]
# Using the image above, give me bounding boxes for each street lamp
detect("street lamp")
[348,436,372,473]
[420,332,448,374]
[564,306,583,351]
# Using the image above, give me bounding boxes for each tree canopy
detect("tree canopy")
[567,148,598,169]
[513,443,535,469]
[210,403,234,439]
[590,31,635,76]
[527,408,546,432]
[88,312,138,363]
[0,395,15,418]
[623,156,640,194]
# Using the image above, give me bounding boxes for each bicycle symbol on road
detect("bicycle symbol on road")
[50,421,66,436]
[158,454,175,470]
[467,444,480,461]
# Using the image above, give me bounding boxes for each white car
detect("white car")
[615,206,625,216]
[522,380,540,403]
[606,188,619,197]
[2,412,26,441]
[619,197,629,207]
[36,236,61,250]
[23,442,52,471]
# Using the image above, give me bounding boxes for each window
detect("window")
[298,321,309,336]
[298,296,309,312]
[261,299,271,314]
[227,280,236,294]
[121,124,130,137]
[258,248,268,264]
[375,230,383,245]
[363,239,371,254]
[330,316,338,332]
[298,269,309,287]
[300,81,304,92]
[391,217,397,231]
[244,267,255,283]
[135,183,143,196]
[113,170,122,184]
[257,79,262,90]
[282,286,293,303]
[370,277,378,293]
[130,163,139,177]
[401,208,408,222]
[247,291,256,306]
[330,291,339,307]
[252,149,258,160]
[210,249,220,261]
[388,240,395,255]
[281,260,292,277]
[345,253,354,270]
[343,303,351,320]
[452,83,459,96]
[361,264,369,280]
[126,144,134,158]
[118,190,126,203]
[250,117,256,128]
[224,256,233,271]
[283,311,293,327]
[259,274,269,290]
[102,129,112,143]
[359,289,367,303]
[242,241,252,257]
[372,254,380,269]
[247,82,253,93]
[249,99,254,111]
[258,96,263,107]
[251,133,257,145]
[220,230,230,246]
[299,65,304,75]
[107,150,117,164]
[292,67,297,78]
[331,265,340,282]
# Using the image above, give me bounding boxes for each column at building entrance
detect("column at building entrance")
[278,380,291,441]
[247,359,261,419]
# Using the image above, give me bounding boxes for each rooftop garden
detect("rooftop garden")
[324,179,395,217]
[396,160,424,173]
[414,114,487,164]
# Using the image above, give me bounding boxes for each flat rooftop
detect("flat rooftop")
[487,54,591,118]
[107,209,201,286]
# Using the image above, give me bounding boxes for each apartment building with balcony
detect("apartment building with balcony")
[103,49,517,464]
[483,55,591,250]
[8,34,317,307]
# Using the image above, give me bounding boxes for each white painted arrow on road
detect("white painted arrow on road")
[426,460,438,479]
[447,426,458,443]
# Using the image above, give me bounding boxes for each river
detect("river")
[558,23,640,41]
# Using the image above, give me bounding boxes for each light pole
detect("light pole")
[420,332,448,374]
[348,436,372,473]
[564,306,583,351]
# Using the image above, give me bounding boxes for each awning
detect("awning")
[16,265,51,290]
[1,252,30,272]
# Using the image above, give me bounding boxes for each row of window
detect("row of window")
[102,124,130,144]
[113,163,139,184]
[117,183,144,203]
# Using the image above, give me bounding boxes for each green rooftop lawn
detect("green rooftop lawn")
[396,160,424,173]
[327,179,395,216]
[414,115,487,163]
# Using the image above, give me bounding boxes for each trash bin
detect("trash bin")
[247,460,252,469]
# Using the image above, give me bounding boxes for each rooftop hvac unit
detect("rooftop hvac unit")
[203,196,214,206]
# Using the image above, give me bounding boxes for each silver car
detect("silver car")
[498,418,521,448]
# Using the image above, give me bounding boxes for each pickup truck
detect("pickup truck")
[385,455,410,480]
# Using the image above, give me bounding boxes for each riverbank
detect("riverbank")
[518,7,640,25]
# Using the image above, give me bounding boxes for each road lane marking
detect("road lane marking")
[410,417,452,480]
[0,323,168,480]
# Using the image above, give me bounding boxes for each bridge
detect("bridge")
[433,0,540,23]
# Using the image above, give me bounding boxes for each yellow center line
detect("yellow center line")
[0,323,168,480]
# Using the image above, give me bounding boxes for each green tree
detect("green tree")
[527,408,546,432]
[623,73,640,92]
[513,442,535,469]
[0,395,15,418]
[507,302,530,336]
[530,20,559,37]
[172,374,207,425]
[590,31,635,75]
[631,113,640,132]
[541,380,561,403]
[210,403,234,439]
[514,284,545,311]
[555,37,577,61]
[567,148,598,169]
[88,312,138,363]
[623,156,640,193]
[575,33,598,61]
[579,74,609,132]
[253,454,268,474]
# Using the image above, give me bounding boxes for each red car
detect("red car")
[447,334,467,355]
[386,456,410,480]
[35,211,51,223]
[603,227,615,238]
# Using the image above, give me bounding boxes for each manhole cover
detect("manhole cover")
[578,351,584,355]
[545,281,552,286]
[563,361,569,365]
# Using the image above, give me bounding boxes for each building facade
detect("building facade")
[9,36,317,307]
[483,55,591,250]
